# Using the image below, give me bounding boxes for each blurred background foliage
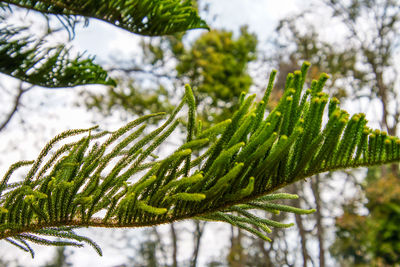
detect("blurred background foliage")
[83,25,257,128]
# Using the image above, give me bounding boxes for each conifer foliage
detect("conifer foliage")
[3,0,208,36]
[1,62,400,257]
[0,23,116,87]
[0,0,207,88]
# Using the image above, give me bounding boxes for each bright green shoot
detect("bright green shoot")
[1,62,398,257]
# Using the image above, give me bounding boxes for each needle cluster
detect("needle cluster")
[1,62,399,257]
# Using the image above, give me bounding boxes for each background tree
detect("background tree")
[84,26,257,127]
[42,247,73,267]
[270,0,400,265]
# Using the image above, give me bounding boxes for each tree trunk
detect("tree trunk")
[170,223,178,267]
[292,183,310,267]
[310,175,325,267]
[257,237,273,267]
[190,221,205,267]
[227,226,246,267]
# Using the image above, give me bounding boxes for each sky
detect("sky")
[71,0,302,61]
[0,1,350,266]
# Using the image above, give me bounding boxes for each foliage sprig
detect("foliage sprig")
[1,62,399,256]
[3,0,208,36]
[0,23,115,87]
[0,0,208,88]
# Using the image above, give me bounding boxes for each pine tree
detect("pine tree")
[275,1,400,265]
[1,0,400,260]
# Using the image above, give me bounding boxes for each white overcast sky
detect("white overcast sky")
[72,0,302,62]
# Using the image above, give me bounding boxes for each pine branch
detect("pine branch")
[1,62,399,257]
[3,0,209,36]
[0,24,115,87]
[0,0,208,88]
